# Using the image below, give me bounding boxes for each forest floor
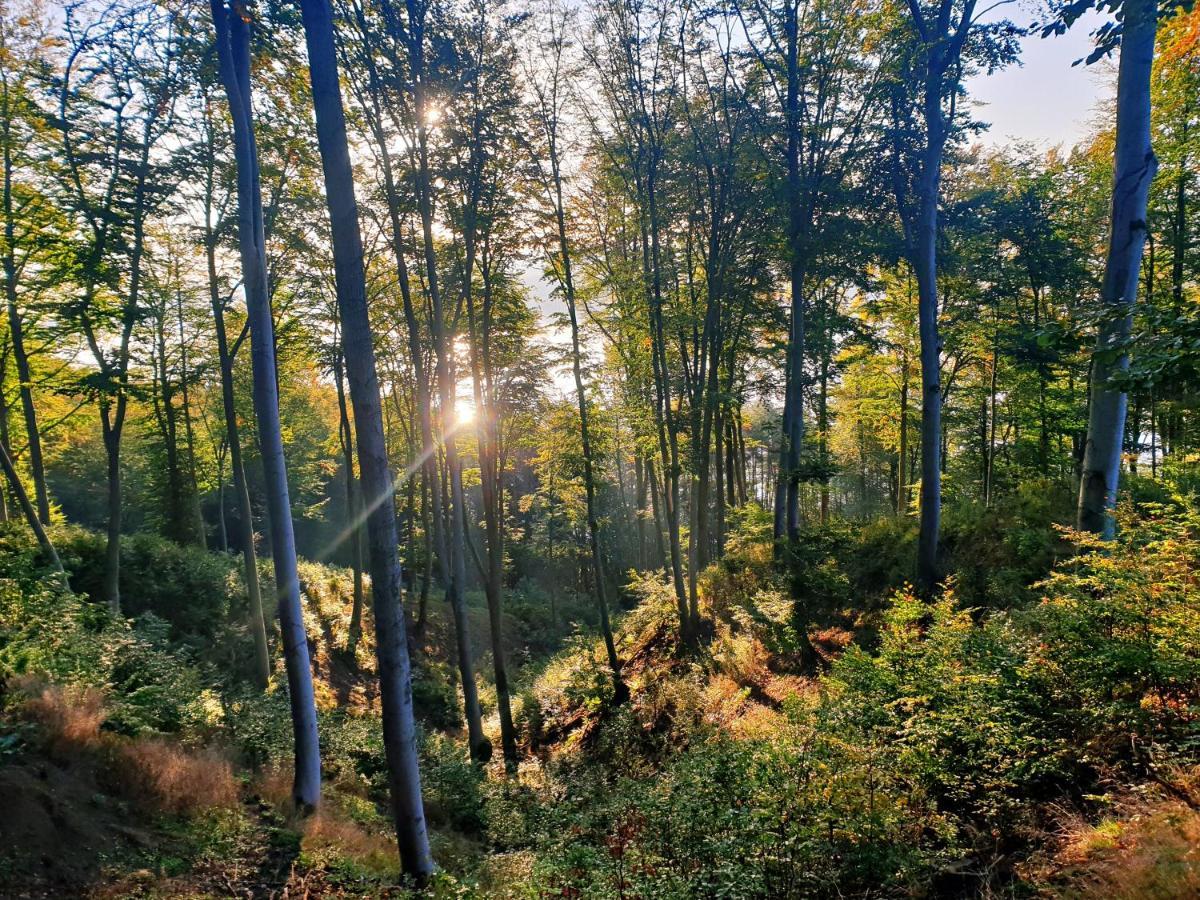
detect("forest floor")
[4,501,1200,897]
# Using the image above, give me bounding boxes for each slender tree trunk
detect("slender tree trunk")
[210,0,321,810]
[400,0,487,759]
[0,439,61,575]
[1077,0,1158,536]
[645,456,668,570]
[897,370,909,516]
[642,169,692,644]
[465,246,518,770]
[775,3,806,545]
[549,152,626,702]
[334,351,366,655]
[175,282,206,546]
[912,75,946,592]
[1,78,49,525]
[206,242,270,689]
[416,468,432,638]
[297,0,433,875]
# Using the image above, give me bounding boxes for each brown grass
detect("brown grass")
[116,738,238,816]
[256,763,298,813]
[1030,776,1200,899]
[301,809,400,877]
[19,679,107,755]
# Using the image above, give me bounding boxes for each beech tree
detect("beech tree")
[298,0,434,875]
[54,1,188,612]
[886,0,1018,589]
[209,0,322,811]
[1045,0,1170,535]
[525,0,626,702]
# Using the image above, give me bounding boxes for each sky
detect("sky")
[968,7,1114,151]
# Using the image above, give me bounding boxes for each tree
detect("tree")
[1047,0,1174,535]
[208,0,322,812]
[53,0,188,612]
[0,0,55,526]
[297,0,434,876]
[196,78,270,687]
[886,0,1018,589]
[525,0,626,702]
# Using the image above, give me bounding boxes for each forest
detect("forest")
[0,0,1198,894]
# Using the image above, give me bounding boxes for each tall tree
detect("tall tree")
[208,0,322,811]
[1050,0,1163,535]
[54,2,187,612]
[0,0,53,525]
[887,0,1017,589]
[197,82,270,687]
[298,0,434,876]
[526,0,626,702]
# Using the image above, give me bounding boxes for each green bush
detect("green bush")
[1026,503,1200,766]
[0,531,220,739]
[528,502,1200,897]
[421,731,486,834]
[56,527,237,642]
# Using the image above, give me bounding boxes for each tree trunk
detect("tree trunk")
[210,0,321,811]
[0,439,61,575]
[297,0,434,875]
[1,74,50,525]
[399,0,488,759]
[550,151,626,702]
[898,370,909,516]
[774,2,806,545]
[1077,0,1158,537]
[912,72,946,592]
[206,241,270,689]
[334,351,366,655]
[175,282,206,546]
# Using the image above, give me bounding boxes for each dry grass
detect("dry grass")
[1031,778,1200,899]
[301,809,400,878]
[712,631,772,692]
[256,763,297,813]
[117,738,238,816]
[702,673,754,729]
[19,679,107,755]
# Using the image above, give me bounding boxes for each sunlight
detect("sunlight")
[453,400,475,428]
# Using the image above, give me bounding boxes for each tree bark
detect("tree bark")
[210,0,321,811]
[0,439,61,575]
[297,0,435,875]
[205,237,270,689]
[1077,0,1158,536]
[1,57,49,525]
[334,350,366,655]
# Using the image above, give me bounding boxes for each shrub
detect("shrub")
[421,731,486,834]
[821,586,1075,838]
[56,527,236,642]
[1027,504,1200,768]
[18,680,107,755]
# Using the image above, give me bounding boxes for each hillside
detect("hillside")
[2,485,1199,897]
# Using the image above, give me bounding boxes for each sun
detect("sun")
[454,401,476,427]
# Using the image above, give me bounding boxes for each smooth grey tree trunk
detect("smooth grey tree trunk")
[206,240,271,688]
[401,0,488,760]
[333,350,366,654]
[209,0,321,811]
[1077,0,1158,537]
[297,0,434,878]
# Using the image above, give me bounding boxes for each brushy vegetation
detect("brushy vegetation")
[2,488,1199,896]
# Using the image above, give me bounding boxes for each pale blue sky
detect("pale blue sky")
[968,7,1114,151]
